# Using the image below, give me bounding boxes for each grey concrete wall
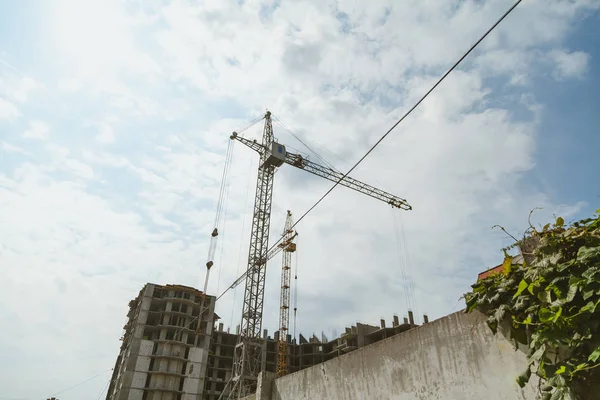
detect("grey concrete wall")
[271,311,539,400]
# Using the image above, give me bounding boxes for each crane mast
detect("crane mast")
[222,112,411,399]
[227,112,278,399]
[277,211,296,377]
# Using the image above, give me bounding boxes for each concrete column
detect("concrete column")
[256,371,276,400]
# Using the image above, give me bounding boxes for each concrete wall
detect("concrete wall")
[271,311,539,400]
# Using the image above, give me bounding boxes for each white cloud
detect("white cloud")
[0,60,39,108]
[57,78,83,93]
[95,122,116,144]
[51,0,162,80]
[46,143,71,159]
[10,76,37,102]
[0,0,598,398]
[22,120,50,139]
[63,159,95,179]
[0,98,20,120]
[548,49,590,80]
[0,74,38,103]
[0,141,31,156]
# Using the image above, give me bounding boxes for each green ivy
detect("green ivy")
[464,209,600,400]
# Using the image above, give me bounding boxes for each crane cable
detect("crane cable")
[230,154,255,330]
[215,173,230,297]
[398,212,418,319]
[95,374,113,400]
[272,117,339,173]
[275,116,419,322]
[392,210,418,320]
[293,234,299,343]
[204,138,234,292]
[120,132,247,376]
[235,115,266,135]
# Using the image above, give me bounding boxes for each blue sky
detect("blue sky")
[1,0,599,398]
[534,13,600,211]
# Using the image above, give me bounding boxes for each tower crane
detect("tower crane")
[277,210,296,377]
[222,111,411,399]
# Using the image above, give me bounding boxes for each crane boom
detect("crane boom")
[227,229,297,291]
[222,113,411,400]
[284,152,411,210]
[231,133,411,211]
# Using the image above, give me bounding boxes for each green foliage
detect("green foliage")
[464,210,600,399]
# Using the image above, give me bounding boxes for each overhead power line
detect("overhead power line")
[129,0,527,374]
[44,368,113,399]
[213,0,525,304]
[264,0,524,250]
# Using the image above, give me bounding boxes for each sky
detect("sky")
[0,0,599,398]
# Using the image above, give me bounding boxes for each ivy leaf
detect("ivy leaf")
[495,304,508,322]
[516,366,531,388]
[556,262,572,272]
[556,217,565,227]
[549,374,566,387]
[510,324,528,345]
[529,344,546,364]
[550,284,563,299]
[581,301,597,314]
[550,390,563,400]
[560,388,577,400]
[487,316,498,334]
[574,363,587,372]
[514,295,530,311]
[582,266,599,280]
[555,365,566,375]
[465,295,479,313]
[552,307,562,322]
[514,279,529,299]
[539,308,555,323]
[564,285,578,304]
[584,289,595,300]
[588,346,600,363]
[538,290,552,304]
[472,283,486,293]
[577,247,600,264]
[501,252,512,275]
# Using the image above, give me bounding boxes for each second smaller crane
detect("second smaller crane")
[277,211,297,376]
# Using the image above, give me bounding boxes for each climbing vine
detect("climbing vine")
[464,209,600,400]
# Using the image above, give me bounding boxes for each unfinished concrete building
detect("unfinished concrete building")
[106,283,217,400]
[203,312,421,400]
[107,283,423,400]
